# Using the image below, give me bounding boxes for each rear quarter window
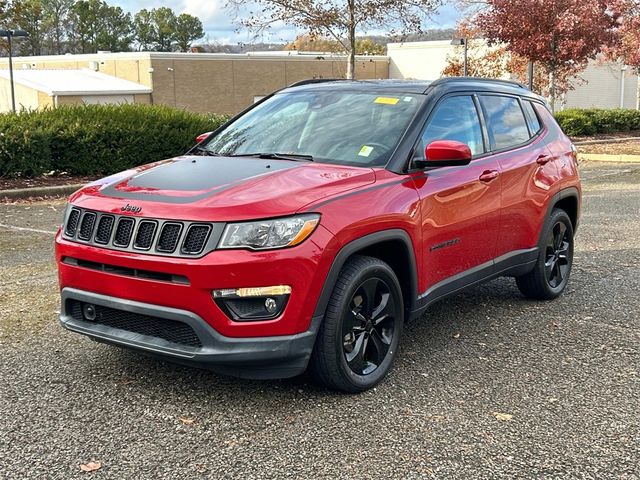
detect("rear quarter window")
[480,95,531,150]
[522,100,542,134]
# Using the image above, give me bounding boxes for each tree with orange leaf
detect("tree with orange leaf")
[476,0,619,111]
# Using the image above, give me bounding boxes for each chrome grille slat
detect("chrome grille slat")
[157,223,182,253]
[113,218,135,247]
[65,208,81,236]
[94,215,115,244]
[182,224,212,255]
[78,212,96,241]
[134,221,157,250]
[61,207,222,258]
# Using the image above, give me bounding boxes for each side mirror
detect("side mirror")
[414,140,473,168]
[195,132,212,143]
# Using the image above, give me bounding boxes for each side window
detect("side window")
[480,95,530,150]
[521,100,542,135]
[419,95,484,157]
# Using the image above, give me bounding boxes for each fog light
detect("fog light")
[212,285,291,298]
[82,303,97,321]
[264,297,277,313]
[212,286,291,321]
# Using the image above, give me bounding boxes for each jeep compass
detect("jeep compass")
[56,78,581,392]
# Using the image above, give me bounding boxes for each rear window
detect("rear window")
[522,100,542,134]
[480,95,530,150]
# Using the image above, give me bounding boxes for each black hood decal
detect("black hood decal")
[99,156,299,204]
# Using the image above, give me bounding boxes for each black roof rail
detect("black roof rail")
[428,77,528,90]
[287,78,346,88]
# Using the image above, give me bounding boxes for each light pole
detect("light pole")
[0,29,29,112]
[451,38,468,76]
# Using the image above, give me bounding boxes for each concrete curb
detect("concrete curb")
[579,153,640,163]
[0,183,84,201]
[573,136,640,146]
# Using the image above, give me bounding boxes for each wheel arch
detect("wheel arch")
[547,187,580,233]
[313,229,418,320]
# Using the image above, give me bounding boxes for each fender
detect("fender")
[539,186,580,245]
[312,229,419,320]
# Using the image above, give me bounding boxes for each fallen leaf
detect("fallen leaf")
[179,416,195,425]
[79,461,102,472]
[492,412,513,421]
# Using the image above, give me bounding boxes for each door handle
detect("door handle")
[479,170,499,183]
[536,154,550,165]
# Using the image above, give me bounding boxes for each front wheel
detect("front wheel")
[309,255,404,393]
[516,208,574,300]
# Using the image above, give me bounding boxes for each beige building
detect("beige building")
[0,51,389,114]
[387,40,640,110]
[0,69,152,111]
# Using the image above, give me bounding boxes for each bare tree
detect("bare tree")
[227,0,441,79]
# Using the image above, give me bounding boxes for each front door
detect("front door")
[411,94,502,294]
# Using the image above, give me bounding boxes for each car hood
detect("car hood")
[69,155,376,221]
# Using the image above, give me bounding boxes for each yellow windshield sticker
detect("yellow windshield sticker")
[374,96,399,105]
[358,145,374,157]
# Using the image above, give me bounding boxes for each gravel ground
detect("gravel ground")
[578,140,640,155]
[1,162,639,479]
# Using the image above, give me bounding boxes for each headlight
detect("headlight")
[218,214,320,250]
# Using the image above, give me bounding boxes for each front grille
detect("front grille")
[114,218,135,247]
[94,215,114,244]
[62,207,219,258]
[157,223,182,253]
[134,221,157,250]
[69,300,202,348]
[78,212,96,240]
[182,225,211,254]
[65,209,81,236]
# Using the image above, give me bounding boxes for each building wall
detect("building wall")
[563,61,639,110]
[0,78,40,111]
[0,52,389,115]
[147,54,388,114]
[387,40,454,80]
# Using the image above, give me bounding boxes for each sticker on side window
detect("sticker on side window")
[374,97,399,105]
[358,145,374,157]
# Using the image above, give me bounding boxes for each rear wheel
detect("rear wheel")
[309,255,404,393]
[516,209,574,300]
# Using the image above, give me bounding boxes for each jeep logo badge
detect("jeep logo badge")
[121,203,142,214]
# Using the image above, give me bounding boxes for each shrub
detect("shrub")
[554,109,597,136]
[554,108,640,136]
[0,104,228,178]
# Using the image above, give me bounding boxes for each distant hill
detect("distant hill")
[198,29,457,54]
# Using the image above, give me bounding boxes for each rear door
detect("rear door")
[478,95,561,258]
[412,94,502,291]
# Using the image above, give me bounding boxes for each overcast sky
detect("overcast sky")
[112,1,461,45]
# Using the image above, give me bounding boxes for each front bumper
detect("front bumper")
[60,288,322,379]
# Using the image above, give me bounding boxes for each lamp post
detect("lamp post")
[451,38,468,76]
[0,29,29,112]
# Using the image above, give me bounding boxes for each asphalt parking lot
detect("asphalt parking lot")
[1,162,639,479]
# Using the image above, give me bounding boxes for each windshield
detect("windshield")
[202,90,425,167]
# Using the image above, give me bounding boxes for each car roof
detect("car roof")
[282,77,546,103]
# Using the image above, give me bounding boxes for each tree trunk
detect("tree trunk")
[549,69,556,113]
[346,0,356,79]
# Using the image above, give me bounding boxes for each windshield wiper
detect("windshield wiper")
[191,146,223,156]
[229,152,314,162]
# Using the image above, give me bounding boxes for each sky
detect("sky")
[112,1,462,45]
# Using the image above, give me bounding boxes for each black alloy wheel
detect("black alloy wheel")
[516,208,574,300]
[342,277,397,376]
[309,255,404,393]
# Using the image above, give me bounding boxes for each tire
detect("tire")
[309,255,404,393]
[516,208,574,300]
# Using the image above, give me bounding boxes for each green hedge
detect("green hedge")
[554,108,640,136]
[0,104,228,177]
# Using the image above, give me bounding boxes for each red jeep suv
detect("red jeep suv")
[56,78,581,392]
